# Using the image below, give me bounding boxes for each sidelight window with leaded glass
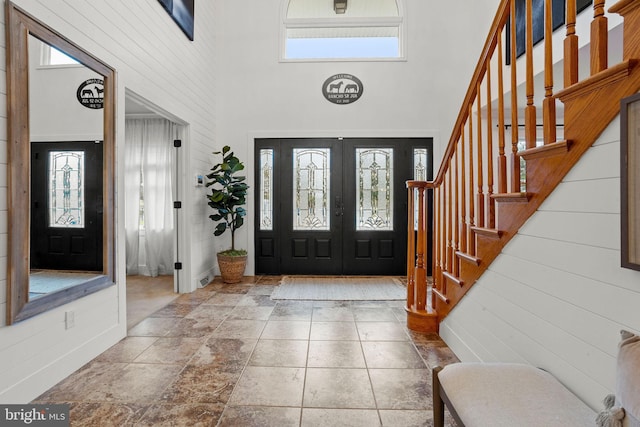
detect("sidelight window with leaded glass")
[49,151,84,228]
[413,148,429,229]
[293,148,330,230]
[260,149,274,231]
[356,148,393,231]
[413,148,428,181]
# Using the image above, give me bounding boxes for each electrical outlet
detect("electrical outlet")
[65,311,75,329]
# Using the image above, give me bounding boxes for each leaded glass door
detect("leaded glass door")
[280,139,343,274]
[255,138,432,275]
[31,141,103,271]
[343,140,402,275]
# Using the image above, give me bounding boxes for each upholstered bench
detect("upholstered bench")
[433,330,640,427]
[432,363,596,427]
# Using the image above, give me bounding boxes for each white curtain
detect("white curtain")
[125,118,176,276]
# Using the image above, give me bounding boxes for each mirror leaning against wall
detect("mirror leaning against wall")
[5,2,116,324]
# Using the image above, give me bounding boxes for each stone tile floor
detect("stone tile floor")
[35,276,460,426]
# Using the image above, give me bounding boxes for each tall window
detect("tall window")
[283,0,404,61]
[259,149,274,231]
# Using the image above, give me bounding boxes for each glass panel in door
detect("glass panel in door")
[293,148,330,231]
[49,151,85,228]
[356,148,393,231]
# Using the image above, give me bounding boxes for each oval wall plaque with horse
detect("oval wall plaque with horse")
[76,78,105,109]
[322,74,364,105]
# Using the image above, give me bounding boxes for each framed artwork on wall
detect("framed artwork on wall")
[158,0,195,41]
[621,92,640,271]
[506,0,592,64]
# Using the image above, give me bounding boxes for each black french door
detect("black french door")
[31,141,103,271]
[255,138,432,276]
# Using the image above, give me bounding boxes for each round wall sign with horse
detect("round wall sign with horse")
[76,78,105,109]
[322,74,364,105]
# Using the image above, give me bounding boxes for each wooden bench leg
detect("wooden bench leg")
[433,366,445,427]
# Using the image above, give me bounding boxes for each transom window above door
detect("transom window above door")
[282,0,405,61]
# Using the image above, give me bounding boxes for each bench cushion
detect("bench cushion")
[438,363,596,427]
[618,331,640,427]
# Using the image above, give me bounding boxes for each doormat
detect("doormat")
[271,276,406,301]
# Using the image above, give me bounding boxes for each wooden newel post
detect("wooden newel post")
[406,181,428,312]
[406,180,437,332]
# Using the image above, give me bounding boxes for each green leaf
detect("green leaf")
[231,163,245,173]
[209,192,224,202]
[234,216,244,228]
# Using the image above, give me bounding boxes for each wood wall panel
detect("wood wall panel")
[468,284,613,404]
[541,179,620,213]
[519,211,619,248]
[481,270,619,377]
[490,255,639,350]
[503,233,639,290]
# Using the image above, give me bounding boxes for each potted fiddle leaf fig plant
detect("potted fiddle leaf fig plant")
[206,145,249,283]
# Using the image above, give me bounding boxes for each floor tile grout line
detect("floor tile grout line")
[299,311,313,427]
[357,318,385,426]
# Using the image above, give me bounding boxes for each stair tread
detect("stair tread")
[442,271,464,287]
[455,250,481,266]
[432,288,450,304]
[556,60,637,102]
[491,192,529,203]
[471,226,503,238]
[519,140,571,161]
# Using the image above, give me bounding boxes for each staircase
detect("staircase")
[405,0,640,333]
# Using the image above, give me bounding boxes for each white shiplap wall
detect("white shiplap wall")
[440,116,640,410]
[0,0,217,402]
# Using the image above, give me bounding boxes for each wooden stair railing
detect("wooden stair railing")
[406,0,640,333]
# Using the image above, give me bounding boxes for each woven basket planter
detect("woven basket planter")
[217,253,248,284]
